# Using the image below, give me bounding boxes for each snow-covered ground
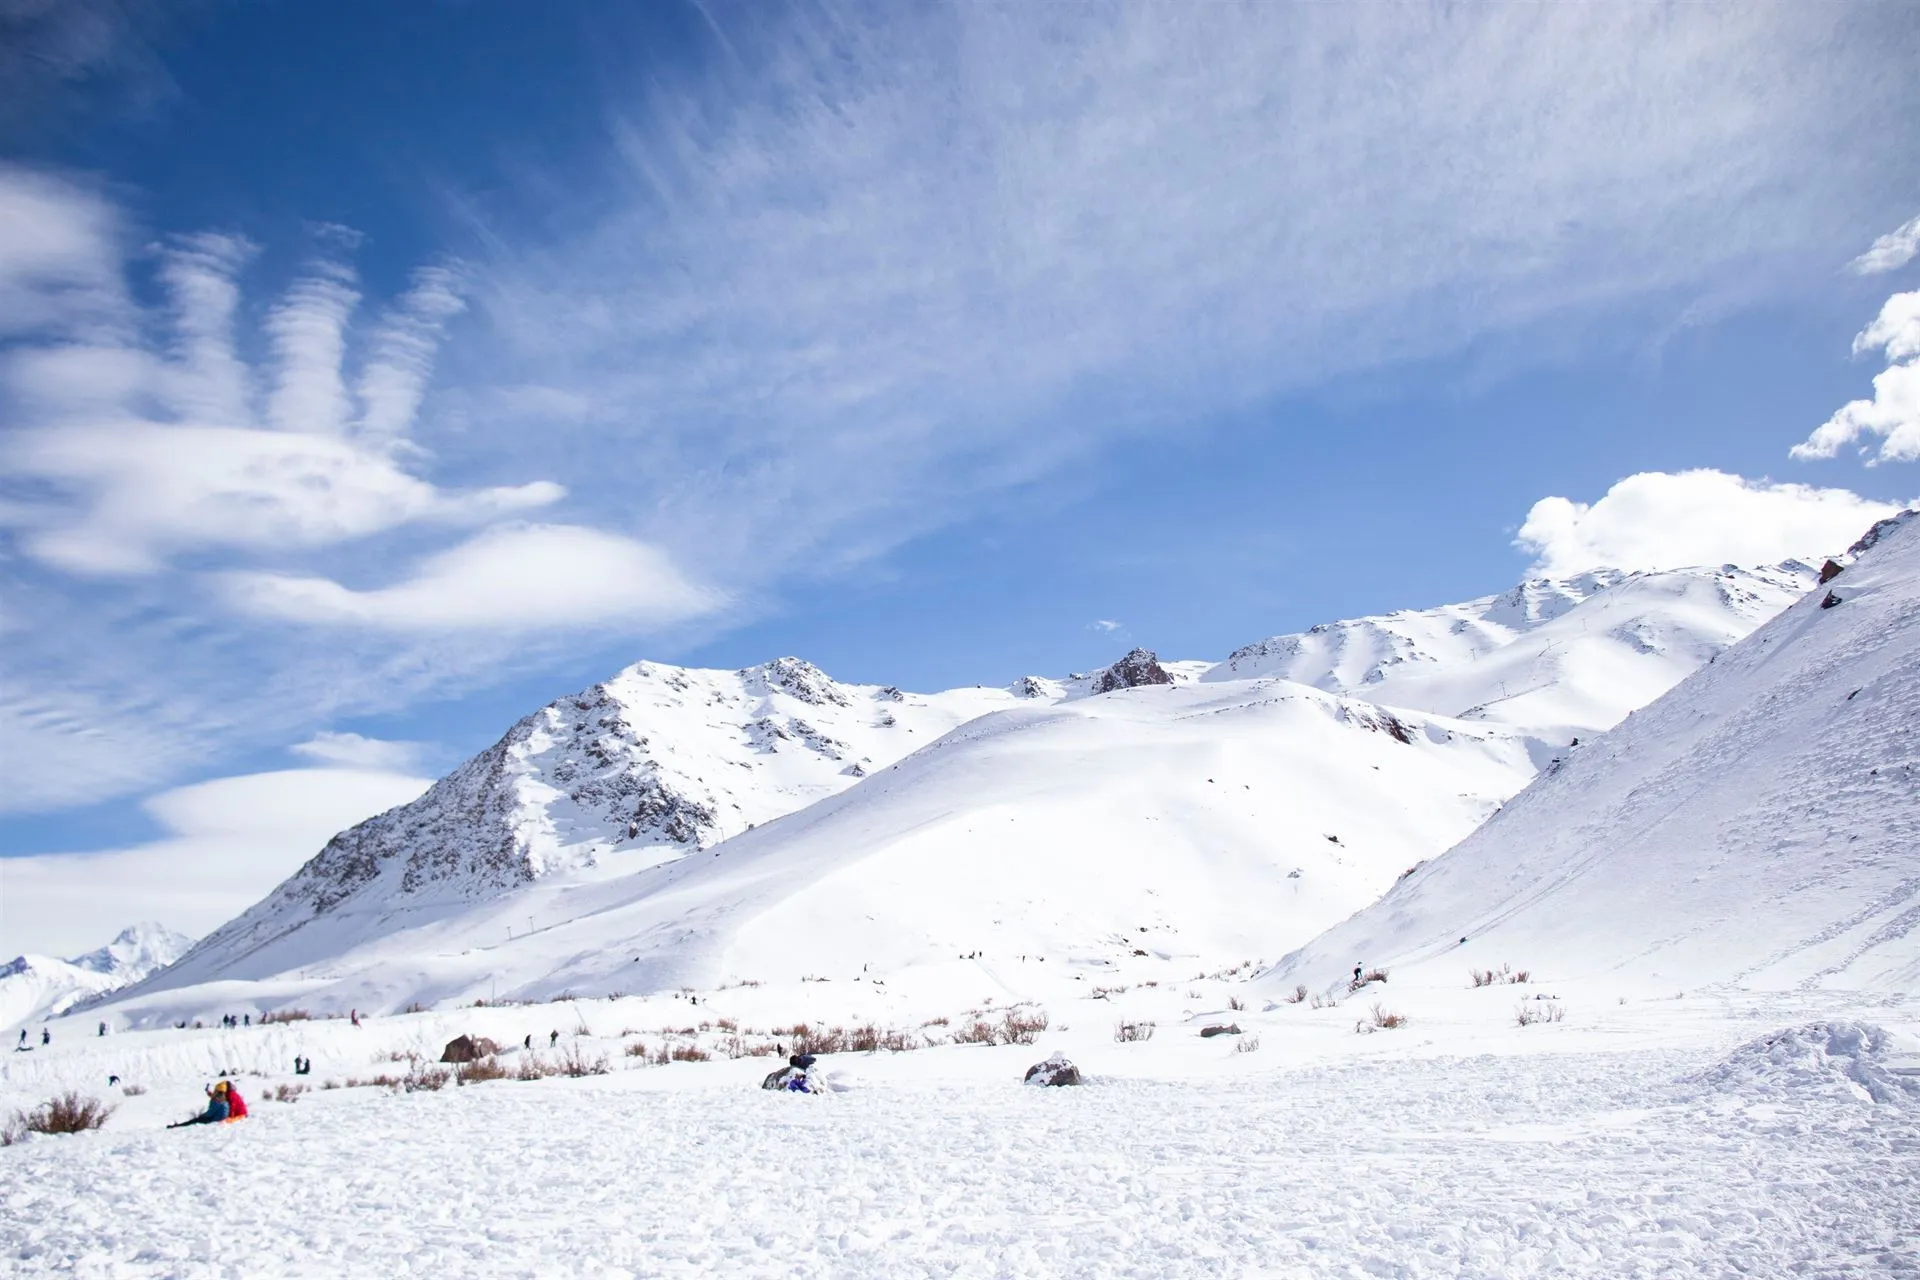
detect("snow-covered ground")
[3,977,1916,1277]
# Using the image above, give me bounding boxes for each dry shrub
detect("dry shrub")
[4,1092,114,1144]
[321,1079,341,1091]
[1283,984,1309,1005]
[878,1028,919,1053]
[1356,1003,1407,1033]
[997,1008,1048,1045]
[1233,1035,1262,1055]
[952,1020,998,1045]
[1471,964,1531,988]
[920,1015,950,1028]
[403,1064,451,1092]
[514,1055,557,1081]
[669,1043,710,1063]
[1309,994,1329,1010]
[715,1017,739,1032]
[403,1001,430,1014]
[1515,1000,1565,1027]
[269,1082,308,1103]
[724,1035,782,1059]
[624,1041,653,1058]
[559,1043,610,1077]
[1114,1020,1155,1043]
[120,1083,148,1097]
[259,1009,312,1025]
[1227,996,1246,1012]
[457,1056,510,1085]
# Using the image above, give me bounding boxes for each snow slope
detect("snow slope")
[101,678,1540,1022]
[1210,563,1814,737]
[1273,513,1920,996]
[105,563,1810,1023]
[125,659,1029,992]
[0,925,193,1034]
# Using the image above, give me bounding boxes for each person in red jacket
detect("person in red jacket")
[216,1079,248,1120]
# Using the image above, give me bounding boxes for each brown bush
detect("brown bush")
[1283,984,1308,1005]
[878,1028,919,1053]
[1356,1003,1406,1033]
[3,1092,114,1144]
[558,1043,610,1077]
[952,1020,998,1045]
[1232,1035,1262,1055]
[269,1082,309,1103]
[1227,996,1245,1012]
[457,1056,510,1085]
[669,1043,710,1063]
[514,1055,557,1081]
[1471,964,1531,988]
[1515,1000,1565,1027]
[1114,1020,1155,1043]
[120,1083,148,1097]
[997,1008,1048,1045]
[259,1009,312,1025]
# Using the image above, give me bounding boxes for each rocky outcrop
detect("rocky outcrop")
[1023,1053,1082,1086]
[1092,648,1174,694]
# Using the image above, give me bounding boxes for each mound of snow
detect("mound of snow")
[1271,512,1920,996]
[1689,1023,1920,1107]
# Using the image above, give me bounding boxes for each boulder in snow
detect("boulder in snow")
[1092,649,1174,694]
[1023,1053,1082,1086]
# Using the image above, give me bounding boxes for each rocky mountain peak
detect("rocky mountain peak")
[1092,648,1175,693]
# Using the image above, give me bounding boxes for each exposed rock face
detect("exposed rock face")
[1819,559,1846,584]
[1023,1054,1083,1086]
[1092,648,1174,694]
[440,1035,482,1064]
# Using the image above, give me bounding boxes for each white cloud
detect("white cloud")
[289,731,425,773]
[1515,470,1905,577]
[1090,620,1124,634]
[0,164,563,576]
[1791,290,1920,465]
[225,522,724,632]
[1849,214,1920,275]
[0,765,431,956]
[6,421,562,575]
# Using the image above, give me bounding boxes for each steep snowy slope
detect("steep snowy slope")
[1210,564,1814,736]
[1,923,193,1033]
[128,659,1030,990]
[1273,514,1919,996]
[101,677,1541,1020]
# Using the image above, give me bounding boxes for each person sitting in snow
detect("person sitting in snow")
[169,1084,232,1128]
[221,1080,249,1120]
[761,1053,818,1092]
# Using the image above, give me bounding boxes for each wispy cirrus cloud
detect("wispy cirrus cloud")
[469,2,1920,596]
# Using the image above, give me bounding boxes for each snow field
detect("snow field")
[6,1032,1917,1279]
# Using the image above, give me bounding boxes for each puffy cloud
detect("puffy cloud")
[1849,213,1920,275]
[1515,470,1905,576]
[1791,290,1920,465]
[224,522,725,632]
[0,765,432,956]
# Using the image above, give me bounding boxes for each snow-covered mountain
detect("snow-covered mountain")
[130,658,1032,990]
[101,559,1825,1021]
[1209,563,1815,737]
[1271,515,1918,996]
[1,923,193,1034]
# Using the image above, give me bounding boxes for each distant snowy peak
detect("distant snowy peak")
[1207,562,1815,734]
[1,923,195,1032]
[67,923,194,978]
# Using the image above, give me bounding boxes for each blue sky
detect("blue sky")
[3,1,1920,952]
